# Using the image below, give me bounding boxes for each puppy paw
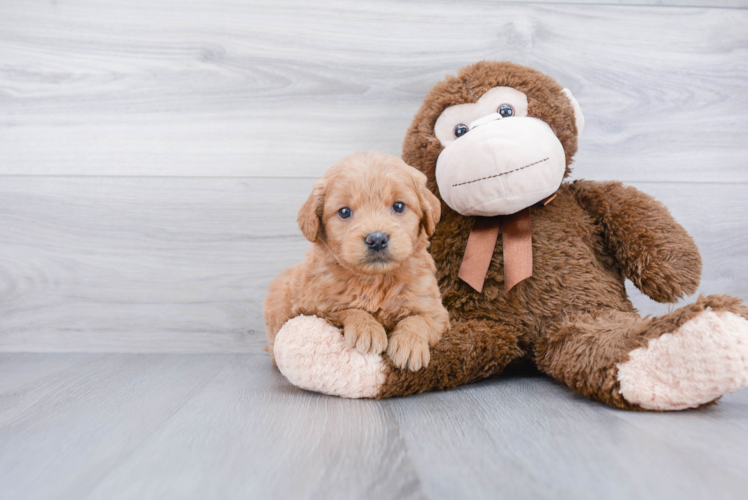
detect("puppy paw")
[344,319,388,355]
[387,329,430,371]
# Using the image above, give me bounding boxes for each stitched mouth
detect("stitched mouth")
[452,157,549,188]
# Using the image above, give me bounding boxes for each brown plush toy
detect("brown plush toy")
[270,61,748,410]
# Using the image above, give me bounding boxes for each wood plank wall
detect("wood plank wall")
[1,0,747,352]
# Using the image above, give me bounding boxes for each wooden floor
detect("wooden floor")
[2,0,748,498]
[1,353,747,500]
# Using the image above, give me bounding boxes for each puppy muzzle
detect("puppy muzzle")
[435,116,566,216]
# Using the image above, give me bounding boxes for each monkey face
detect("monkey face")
[402,62,585,216]
[433,86,583,217]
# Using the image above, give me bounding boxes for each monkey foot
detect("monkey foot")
[618,310,748,410]
[273,315,386,398]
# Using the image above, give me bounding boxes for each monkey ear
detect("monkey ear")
[297,179,327,243]
[411,169,441,237]
[562,88,585,137]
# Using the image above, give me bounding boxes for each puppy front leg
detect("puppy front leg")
[387,314,442,372]
[326,309,388,355]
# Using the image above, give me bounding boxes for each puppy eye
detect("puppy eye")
[454,124,469,138]
[392,202,406,214]
[338,207,352,219]
[498,104,514,118]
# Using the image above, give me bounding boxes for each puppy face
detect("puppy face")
[298,151,441,274]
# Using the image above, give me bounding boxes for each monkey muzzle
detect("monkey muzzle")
[435,114,566,217]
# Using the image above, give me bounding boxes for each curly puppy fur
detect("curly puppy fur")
[372,61,735,409]
[264,151,450,371]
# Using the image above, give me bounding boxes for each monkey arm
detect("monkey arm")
[570,180,701,303]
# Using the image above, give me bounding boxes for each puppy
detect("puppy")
[264,151,450,371]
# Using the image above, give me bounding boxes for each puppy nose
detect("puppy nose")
[365,232,389,251]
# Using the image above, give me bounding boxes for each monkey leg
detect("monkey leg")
[377,317,525,398]
[535,295,748,410]
[272,315,524,399]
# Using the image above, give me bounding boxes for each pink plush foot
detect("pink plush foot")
[273,315,387,398]
[618,311,748,410]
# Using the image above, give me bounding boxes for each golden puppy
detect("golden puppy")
[264,151,449,371]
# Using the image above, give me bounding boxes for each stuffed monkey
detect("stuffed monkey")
[270,61,748,411]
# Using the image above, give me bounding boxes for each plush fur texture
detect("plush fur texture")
[272,61,748,410]
[402,61,580,200]
[264,151,449,371]
[617,310,748,410]
[274,315,386,398]
[377,61,748,408]
[535,295,748,410]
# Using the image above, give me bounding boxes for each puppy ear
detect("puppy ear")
[411,168,441,237]
[297,179,327,243]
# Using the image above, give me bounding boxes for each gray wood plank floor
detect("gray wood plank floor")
[1,353,747,500]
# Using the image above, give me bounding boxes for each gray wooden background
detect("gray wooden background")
[1,0,747,353]
[3,2,748,499]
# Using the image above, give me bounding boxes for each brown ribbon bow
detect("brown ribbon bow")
[458,194,556,294]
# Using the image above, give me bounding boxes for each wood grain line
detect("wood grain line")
[0,0,746,183]
[0,177,744,352]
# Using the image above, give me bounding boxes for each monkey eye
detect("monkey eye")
[454,124,469,138]
[338,207,352,219]
[392,202,406,214]
[498,104,515,118]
